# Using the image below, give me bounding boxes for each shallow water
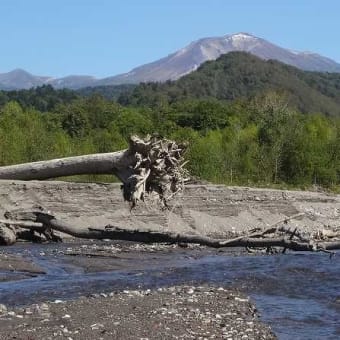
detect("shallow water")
[0,243,339,339]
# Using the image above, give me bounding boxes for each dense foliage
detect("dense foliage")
[78,84,136,101]
[0,85,79,112]
[1,52,340,189]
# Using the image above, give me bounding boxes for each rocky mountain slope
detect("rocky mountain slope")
[100,32,340,85]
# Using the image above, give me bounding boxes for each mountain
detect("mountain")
[100,32,340,84]
[0,69,97,90]
[0,69,51,90]
[1,32,340,90]
[118,51,340,116]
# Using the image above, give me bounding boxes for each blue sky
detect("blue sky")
[1,0,339,78]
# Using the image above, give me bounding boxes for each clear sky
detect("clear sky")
[1,0,339,78]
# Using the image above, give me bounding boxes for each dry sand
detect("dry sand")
[0,180,339,238]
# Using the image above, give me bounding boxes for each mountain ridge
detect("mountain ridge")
[1,32,340,90]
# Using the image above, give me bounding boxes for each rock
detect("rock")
[90,323,104,330]
[0,304,7,314]
[24,308,33,315]
[53,299,64,304]
[40,303,49,311]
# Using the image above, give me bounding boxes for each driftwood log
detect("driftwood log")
[1,208,340,253]
[0,134,190,245]
[0,135,189,207]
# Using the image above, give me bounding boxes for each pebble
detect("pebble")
[90,323,104,330]
[0,304,7,314]
[24,308,33,315]
[40,303,49,311]
[53,299,64,304]
[235,297,248,302]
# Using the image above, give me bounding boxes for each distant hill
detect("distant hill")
[118,52,340,116]
[0,69,51,90]
[1,32,340,90]
[0,69,97,90]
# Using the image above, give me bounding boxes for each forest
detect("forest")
[1,52,340,190]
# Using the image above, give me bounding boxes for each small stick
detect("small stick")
[282,227,297,254]
[0,219,44,228]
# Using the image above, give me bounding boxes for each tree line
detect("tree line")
[0,88,340,189]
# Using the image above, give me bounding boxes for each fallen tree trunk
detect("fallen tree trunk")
[3,208,340,252]
[0,134,191,245]
[0,151,131,181]
[0,135,189,207]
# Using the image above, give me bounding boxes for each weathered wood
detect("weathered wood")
[0,219,44,229]
[4,208,340,252]
[0,223,16,245]
[0,150,133,181]
[0,135,189,207]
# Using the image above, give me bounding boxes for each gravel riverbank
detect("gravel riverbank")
[0,285,276,340]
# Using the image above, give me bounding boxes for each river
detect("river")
[0,243,339,339]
